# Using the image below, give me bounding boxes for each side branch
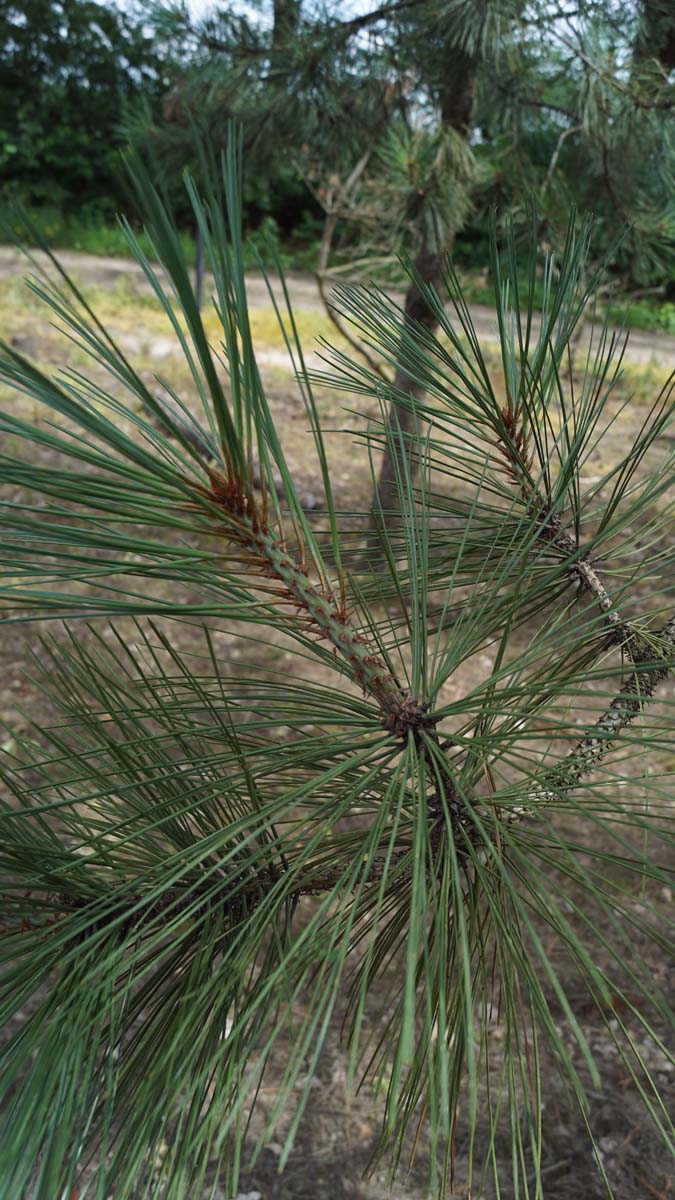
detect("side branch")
[494,396,636,643]
[514,613,675,816]
[311,152,390,382]
[193,463,406,715]
[537,510,631,641]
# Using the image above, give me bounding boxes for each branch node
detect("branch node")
[383,694,437,743]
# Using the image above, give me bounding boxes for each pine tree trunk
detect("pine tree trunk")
[271,0,302,74]
[371,233,451,516]
[372,48,478,524]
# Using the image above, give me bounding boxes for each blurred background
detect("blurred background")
[1,1,674,329]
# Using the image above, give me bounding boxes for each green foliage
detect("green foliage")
[4,205,320,271]
[4,205,189,261]
[0,142,674,1198]
[0,0,170,212]
[361,122,478,257]
[622,297,675,335]
[473,2,675,287]
[4,1,675,299]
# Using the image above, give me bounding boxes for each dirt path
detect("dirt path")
[2,244,675,372]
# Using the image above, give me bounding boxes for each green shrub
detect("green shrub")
[623,296,675,335]
[4,203,320,273]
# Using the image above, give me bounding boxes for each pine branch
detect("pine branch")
[6,612,672,948]
[2,146,674,1198]
[513,612,675,816]
[492,394,639,645]
[535,508,636,644]
[330,0,428,41]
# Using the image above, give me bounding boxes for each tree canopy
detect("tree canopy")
[129,0,675,291]
[2,1,674,293]
[0,0,171,212]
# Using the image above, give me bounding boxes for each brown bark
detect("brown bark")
[372,48,478,523]
[372,232,454,516]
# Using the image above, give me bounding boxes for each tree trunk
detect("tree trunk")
[372,232,452,516]
[271,0,302,74]
[372,48,478,524]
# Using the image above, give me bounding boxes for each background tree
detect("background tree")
[473,0,675,290]
[139,1,674,522]
[3,0,674,293]
[0,0,171,214]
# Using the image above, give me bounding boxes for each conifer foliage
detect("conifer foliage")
[0,140,674,1197]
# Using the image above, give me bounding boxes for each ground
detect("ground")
[0,249,673,1200]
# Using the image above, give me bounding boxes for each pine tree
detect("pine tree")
[0,138,674,1198]
[142,2,675,528]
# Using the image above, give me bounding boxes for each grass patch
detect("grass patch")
[3,207,189,263]
[449,267,675,336]
[616,296,675,335]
